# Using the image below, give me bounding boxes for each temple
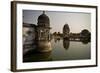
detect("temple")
[23,11,52,53]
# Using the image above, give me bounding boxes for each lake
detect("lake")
[23,39,91,62]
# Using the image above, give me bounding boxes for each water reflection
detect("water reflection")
[23,49,52,62]
[63,38,70,50]
[54,38,60,43]
[23,37,90,62]
[80,38,90,44]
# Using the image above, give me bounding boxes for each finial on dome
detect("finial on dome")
[43,11,45,14]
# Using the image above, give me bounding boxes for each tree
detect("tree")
[81,29,90,37]
[80,29,91,42]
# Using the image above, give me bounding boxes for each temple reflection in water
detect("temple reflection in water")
[23,11,91,62]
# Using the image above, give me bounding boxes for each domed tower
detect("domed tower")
[36,11,52,52]
[63,23,70,38]
[37,11,51,41]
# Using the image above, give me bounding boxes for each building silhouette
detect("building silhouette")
[37,11,51,41]
[63,23,70,38]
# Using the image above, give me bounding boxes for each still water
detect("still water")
[23,39,91,62]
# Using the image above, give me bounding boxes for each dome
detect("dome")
[63,24,70,34]
[37,11,50,27]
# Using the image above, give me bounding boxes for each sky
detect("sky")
[23,10,91,33]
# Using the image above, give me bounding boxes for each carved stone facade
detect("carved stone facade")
[23,23,36,45]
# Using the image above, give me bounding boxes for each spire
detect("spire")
[43,11,45,14]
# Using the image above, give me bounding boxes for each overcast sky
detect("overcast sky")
[23,10,91,33]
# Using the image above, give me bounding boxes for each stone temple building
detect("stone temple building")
[23,11,52,53]
[37,11,51,41]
